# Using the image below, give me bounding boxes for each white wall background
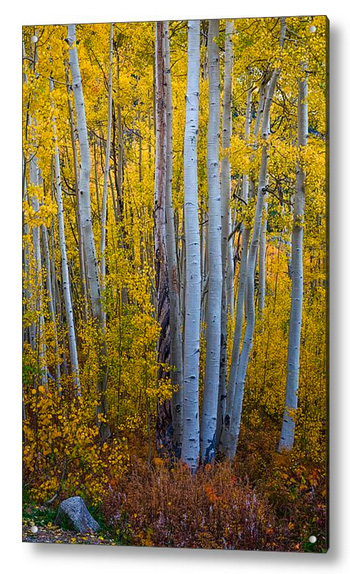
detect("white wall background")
[0,1,348,572]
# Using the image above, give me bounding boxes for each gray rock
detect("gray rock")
[55,496,100,533]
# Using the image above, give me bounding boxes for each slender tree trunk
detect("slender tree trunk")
[278,64,308,452]
[220,85,253,455]
[22,157,35,352]
[226,209,235,315]
[200,197,206,306]
[68,24,110,437]
[24,43,48,388]
[117,104,123,205]
[49,162,57,315]
[109,170,119,226]
[64,61,88,318]
[222,76,268,455]
[42,223,61,386]
[181,20,201,472]
[200,19,222,464]
[51,78,81,395]
[180,220,186,336]
[29,128,48,389]
[258,114,271,318]
[226,18,286,459]
[217,20,234,450]
[164,21,183,456]
[100,23,114,328]
[258,197,267,317]
[68,25,102,322]
[243,80,268,319]
[154,21,172,455]
[200,215,209,325]
[93,138,102,223]
[115,51,124,217]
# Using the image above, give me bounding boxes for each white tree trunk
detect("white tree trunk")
[221,84,252,455]
[154,21,172,454]
[200,19,222,464]
[217,19,233,449]
[68,25,110,436]
[243,80,268,318]
[23,155,35,352]
[100,23,114,328]
[278,64,308,452]
[42,223,61,386]
[181,20,201,471]
[226,18,286,459]
[258,198,267,317]
[164,21,183,456]
[51,78,81,395]
[258,114,271,317]
[67,25,102,325]
[23,43,48,387]
[29,125,48,389]
[226,211,235,315]
[64,61,88,318]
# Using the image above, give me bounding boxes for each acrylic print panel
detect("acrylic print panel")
[22,16,329,552]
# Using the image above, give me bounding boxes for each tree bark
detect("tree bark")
[258,113,271,318]
[42,223,61,387]
[154,21,172,455]
[200,19,222,464]
[226,18,286,459]
[220,84,254,456]
[221,162,249,454]
[164,21,183,457]
[181,20,201,472]
[64,60,88,318]
[100,23,114,328]
[226,209,235,315]
[51,78,81,395]
[29,126,48,389]
[278,63,308,452]
[23,42,48,388]
[217,19,234,451]
[258,198,267,317]
[68,24,110,437]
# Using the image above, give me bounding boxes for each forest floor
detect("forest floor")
[22,433,327,552]
[22,503,118,545]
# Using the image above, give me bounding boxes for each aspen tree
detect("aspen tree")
[67,24,110,437]
[258,201,267,316]
[226,213,235,315]
[226,17,286,459]
[41,223,61,386]
[29,157,48,389]
[278,63,308,452]
[221,83,252,455]
[23,167,35,352]
[200,19,222,464]
[67,25,102,322]
[217,19,233,448]
[181,20,201,471]
[24,36,48,389]
[50,78,80,394]
[154,21,172,454]
[64,61,88,318]
[258,112,271,317]
[100,23,114,328]
[164,21,183,456]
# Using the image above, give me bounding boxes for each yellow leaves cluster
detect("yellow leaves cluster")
[23,378,129,505]
[23,189,57,230]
